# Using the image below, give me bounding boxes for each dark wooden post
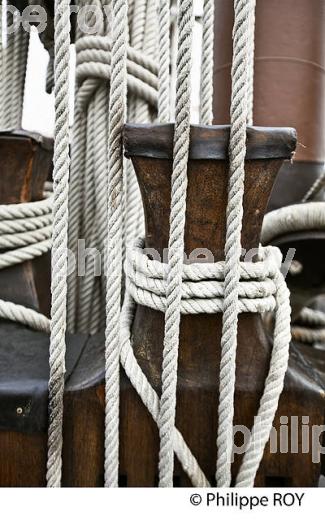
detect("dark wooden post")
[0,131,53,314]
[0,133,105,487]
[117,123,325,487]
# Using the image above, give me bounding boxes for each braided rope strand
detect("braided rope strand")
[104,0,128,487]
[216,0,253,487]
[158,0,170,121]
[46,0,70,487]
[199,0,214,124]
[158,0,194,487]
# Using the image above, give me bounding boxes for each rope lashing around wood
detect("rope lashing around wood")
[0,186,53,328]
[127,239,281,314]
[123,236,291,487]
[0,189,52,268]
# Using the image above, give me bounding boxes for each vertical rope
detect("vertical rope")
[199,0,214,125]
[124,0,156,248]
[104,0,128,487]
[46,0,70,487]
[216,0,254,487]
[0,5,29,130]
[0,0,4,125]
[246,0,256,126]
[158,0,194,487]
[158,0,170,121]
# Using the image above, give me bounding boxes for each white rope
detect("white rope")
[104,0,128,487]
[127,239,282,314]
[120,293,210,487]
[123,235,291,487]
[0,191,52,269]
[262,202,325,245]
[46,0,71,488]
[292,307,325,344]
[0,299,51,332]
[235,268,291,486]
[199,0,214,125]
[0,6,29,130]
[0,188,53,332]
[158,0,194,488]
[216,0,290,488]
[216,0,253,487]
[158,0,170,121]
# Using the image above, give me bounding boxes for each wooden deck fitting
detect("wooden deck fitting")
[118,123,325,487]
[0,133,105,487]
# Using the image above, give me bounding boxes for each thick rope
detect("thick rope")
[158,0,170,121]
[46,0,71,488]
[0,188,53,330]
[158,0,194,488]
[199,0,214,125]
[235,269,291,486]
[292,307,325,344]
[246,0,256,126]
[124,237,291,487]
[216,0,252,487]
[104,0,128,487]
[262,202,325,245]
[0,6,29,130]
[127,239,282,315]
[125,0,157,249]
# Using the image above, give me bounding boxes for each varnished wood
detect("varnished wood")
[0,132,106,487]
[119,124,325,487]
